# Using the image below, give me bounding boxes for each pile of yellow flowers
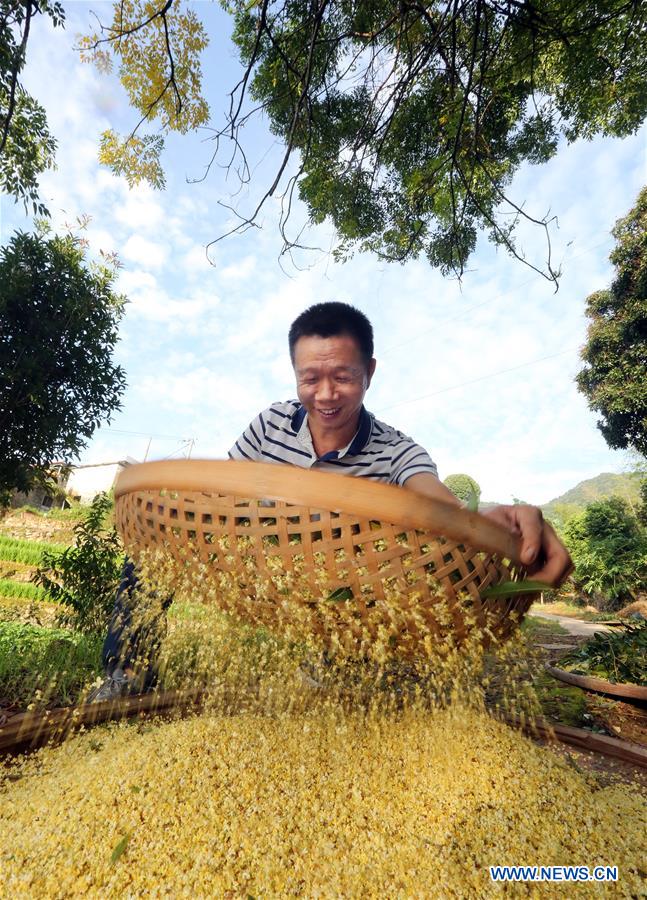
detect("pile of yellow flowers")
[2,704,645,896]
[1,560,645,895]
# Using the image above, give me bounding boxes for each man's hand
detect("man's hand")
[483,505,573,588]
[404,474,573,588]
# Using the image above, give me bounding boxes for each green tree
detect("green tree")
[0,230,127,498]
[0,0,62,215]
[8,2,647,281]
[34,492,124,634]
[443,473,481,505]
[639,479,647,528]
[94,0,647,279]
[1,0,207,205]
[543,501,579,532]
[563,496,647,611]
[576,188,647,456]
[238,0,647,278]
[79,0,209,191]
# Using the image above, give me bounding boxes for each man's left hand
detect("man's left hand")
[483,505,573,588]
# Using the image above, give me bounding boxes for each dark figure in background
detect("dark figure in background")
[97,560,173,696]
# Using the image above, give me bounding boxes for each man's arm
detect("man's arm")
[404,473,573,588]
[228,410,267,461]
[404,472,463,506]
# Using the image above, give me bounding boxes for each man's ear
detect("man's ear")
[366,358,377,387]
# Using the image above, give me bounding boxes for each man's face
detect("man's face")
[293,334,376,437]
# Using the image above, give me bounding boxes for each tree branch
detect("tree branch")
[0,0,35,156]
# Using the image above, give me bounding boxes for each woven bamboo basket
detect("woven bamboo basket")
[114,460,537,658]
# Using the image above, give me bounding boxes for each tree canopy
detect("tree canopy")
[84,0,647,280]
[79,0,210,191]
[442,473,481,504]
[576,187,647,456]
[3,2,647,278]
[0,230,126,498]
[0,0,62,215]
[562,496,647,610]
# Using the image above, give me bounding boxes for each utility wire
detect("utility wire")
[159,439,195,461]
[99,427,191,440]
[377,346,579,413]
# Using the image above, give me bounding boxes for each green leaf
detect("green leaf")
[482,580,551,598]
[0,231,126,499]
[111,833,130,864]
[326,586,354,602]
[465,487,479,513]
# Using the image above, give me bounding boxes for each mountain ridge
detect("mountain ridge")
[480,471,643,518]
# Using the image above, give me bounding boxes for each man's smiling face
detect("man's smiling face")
[293,333,376,442]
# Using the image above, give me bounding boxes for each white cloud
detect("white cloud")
[181,243,212,279]
[134,366,264,428]
[119,280,220,326]
[84,224,120,258]
[118,268,158,296]
[112,186,166,232]
[122,234,167,269]
[219,255,257,281]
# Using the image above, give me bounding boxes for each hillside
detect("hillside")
[478,471,643,519]
[0,507,83,545]
[541,472,643,522]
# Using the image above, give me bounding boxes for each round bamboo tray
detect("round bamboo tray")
[114,460,537,657]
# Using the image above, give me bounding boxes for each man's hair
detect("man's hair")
[288,302,374,365]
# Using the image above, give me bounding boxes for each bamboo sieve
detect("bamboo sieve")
[114,460,537,657]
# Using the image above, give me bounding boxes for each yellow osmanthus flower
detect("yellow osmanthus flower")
[3,548,644,895]
[1,707,645,896]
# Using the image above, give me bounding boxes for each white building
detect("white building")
[64,458,139,504]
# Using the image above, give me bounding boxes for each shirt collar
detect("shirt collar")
[290,404,372,459]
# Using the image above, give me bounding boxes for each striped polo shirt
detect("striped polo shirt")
[228,400,438,486]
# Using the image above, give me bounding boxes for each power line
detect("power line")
[159,439,197,461]
[376,346,579,413]
[100,427,191,440]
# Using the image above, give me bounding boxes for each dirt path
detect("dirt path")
[527,610,613,638]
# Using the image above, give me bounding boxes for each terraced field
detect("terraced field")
[0,507,103,713]
[0,531,65,624]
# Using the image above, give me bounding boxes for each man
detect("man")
[89,302,572,700]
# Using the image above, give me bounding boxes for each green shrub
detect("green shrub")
[560,621,647,685]
[563,496,647,611]
[0,621,102,708]
[33,493,124,635]
[442,473,481,506]
[639,478,647,527]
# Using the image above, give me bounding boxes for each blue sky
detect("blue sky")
[2,1,645,504]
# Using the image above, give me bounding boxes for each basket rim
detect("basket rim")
[114,460,523,563]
